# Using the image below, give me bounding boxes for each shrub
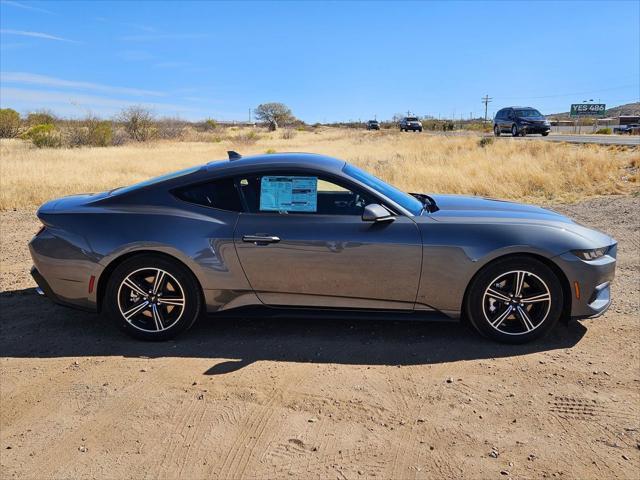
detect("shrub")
[595,127,612,135]
[156,117,185,140]
[117,106,155,141]
[21,123,62,148]
[26,110,56,126]
[232,130,260,145]
[205,119,218,130]
[68,118,114,147]
[265,148,276,154]
[478,136,494,148]
[0,108,21,138]
[281,128,296,139]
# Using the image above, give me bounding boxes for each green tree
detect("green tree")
[0,108,21,138]
[254,102,294,131]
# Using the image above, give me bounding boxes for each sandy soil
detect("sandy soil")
[1,196,638,479]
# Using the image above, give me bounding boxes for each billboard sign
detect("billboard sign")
[570,104,606,117]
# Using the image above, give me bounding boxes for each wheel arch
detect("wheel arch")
[461,252,572,323]
[96,250,205,312]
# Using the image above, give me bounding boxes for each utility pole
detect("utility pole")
[482,95,493,124]
[248,108,251,123]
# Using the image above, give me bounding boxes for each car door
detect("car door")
[233,171,422,310]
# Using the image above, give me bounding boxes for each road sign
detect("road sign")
[570,104,606,117]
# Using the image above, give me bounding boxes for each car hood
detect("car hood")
[423,194,614,245]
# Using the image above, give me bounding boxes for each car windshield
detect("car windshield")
[111,165,201,195]
[406,117,419,121]
[515,109,543,118]
[342,164,424,215]
[369,120,378,124]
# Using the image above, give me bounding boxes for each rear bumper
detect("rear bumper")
[30,266,94,312]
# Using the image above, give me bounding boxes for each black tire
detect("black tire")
[465,256,563,344]
[494,125,501,137]
[541,132,549,137]
[104,254,202,341]
[511,124,518,137]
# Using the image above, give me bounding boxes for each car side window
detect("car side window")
[173,177,243,212]
[237,174,376,215]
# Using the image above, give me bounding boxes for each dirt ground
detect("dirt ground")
[1,196,638,480]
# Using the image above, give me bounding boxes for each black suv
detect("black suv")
[494,107,551,137]
[399,116,423,132]
[367,120,380,130]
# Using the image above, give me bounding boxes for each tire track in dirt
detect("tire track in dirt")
[212,364,308,479]
[21,369,161,479]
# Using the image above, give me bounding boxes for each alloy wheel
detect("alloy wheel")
[482,270,551,336]
[117,267,186,333]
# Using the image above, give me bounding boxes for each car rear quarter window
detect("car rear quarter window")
[173,177,243,212]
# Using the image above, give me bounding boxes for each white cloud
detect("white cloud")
[117,50,155,62]
[154,61,190,69]
[0,29,77,43]
[1,72,165,97]
[0,1,54,14]
[0,87,199,118]
[120,33,210,42]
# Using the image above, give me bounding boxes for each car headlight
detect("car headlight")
[572,247,609,261]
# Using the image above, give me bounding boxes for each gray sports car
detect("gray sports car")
[30,152,616,343]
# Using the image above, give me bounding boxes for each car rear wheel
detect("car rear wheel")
[511,124,518,137]
[494,125,501,137]
[465,256,563,344]
[104,254,202,341]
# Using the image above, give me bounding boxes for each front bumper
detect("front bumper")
[520,123,551,133]
[553,244,617,319]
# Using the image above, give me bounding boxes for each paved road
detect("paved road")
[425,131,639,146]
[510,134,639,146]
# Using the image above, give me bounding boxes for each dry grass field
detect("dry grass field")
[1,128,639,479]
[1,127,638,210]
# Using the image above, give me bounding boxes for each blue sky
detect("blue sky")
[1,0,638,122]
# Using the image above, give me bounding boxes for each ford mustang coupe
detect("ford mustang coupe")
[30,152,616,343]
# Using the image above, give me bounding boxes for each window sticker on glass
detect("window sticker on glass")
[260,176,317,212]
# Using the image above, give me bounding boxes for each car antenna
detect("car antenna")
[227,150,242,161]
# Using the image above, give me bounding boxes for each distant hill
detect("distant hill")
[548,102,640,119]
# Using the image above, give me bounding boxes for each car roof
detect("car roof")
[204,152,347,175]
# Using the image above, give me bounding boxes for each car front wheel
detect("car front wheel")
[104,254,202,341]
[494,125,501,137]
[465,256,563,344]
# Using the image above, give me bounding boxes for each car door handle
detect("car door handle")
[242,235,281,244]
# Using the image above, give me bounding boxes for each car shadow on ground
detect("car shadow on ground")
[0,288,587,375]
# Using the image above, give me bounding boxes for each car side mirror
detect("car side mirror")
[362,204,395,223]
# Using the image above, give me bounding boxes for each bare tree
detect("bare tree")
[254,102,294,131]
[117,106,155,141]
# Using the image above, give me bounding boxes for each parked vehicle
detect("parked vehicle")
[494,107,551,137]
[613,124,640,135]
[30,152,616,343]
[367,120,380,130]
[399,117,423,132]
